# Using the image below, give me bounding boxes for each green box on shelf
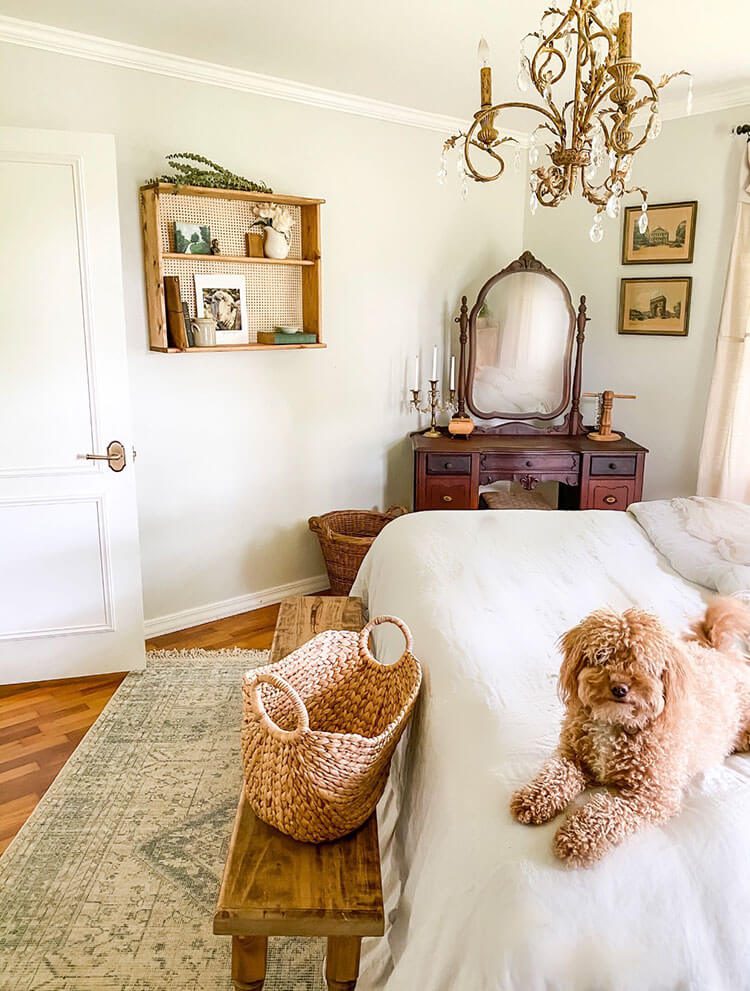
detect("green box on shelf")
[257,332,318,345]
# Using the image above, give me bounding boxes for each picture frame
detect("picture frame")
[619,277,692,337]
[621,201,698,265]
[174,221,211,255]
[194,274,249,344]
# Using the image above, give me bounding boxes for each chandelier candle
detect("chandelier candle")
[441,0,690,241]
[618,11,632,59]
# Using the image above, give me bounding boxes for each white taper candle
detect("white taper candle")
[432,346,438,381]
[450,355,456,390]
[414,354,420,390]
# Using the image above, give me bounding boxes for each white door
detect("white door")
[0,128,145,684]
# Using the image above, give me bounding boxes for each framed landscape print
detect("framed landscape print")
[622,201,698,265]
[619,277,692,337]
[174,221,211,255]
[194,274,249,345]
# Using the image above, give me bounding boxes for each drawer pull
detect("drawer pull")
[444,462,453,469]
[603,495,617,505]
[443,495,453,503]
[525,460,533,468]
[609,463,618,471]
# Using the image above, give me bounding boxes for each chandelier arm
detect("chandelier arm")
[469,101,561,133]
[464,136,516,183]
[463,101,559,182]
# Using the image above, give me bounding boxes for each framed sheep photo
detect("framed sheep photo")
[622,201,698,265]
[194,274,249,345]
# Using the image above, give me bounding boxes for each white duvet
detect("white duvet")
[629,497,750,598]
[351,509,750,991]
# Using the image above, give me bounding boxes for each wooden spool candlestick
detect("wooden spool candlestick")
[584,390,637,442]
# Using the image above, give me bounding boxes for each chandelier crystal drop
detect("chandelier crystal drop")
[440,1,690,234]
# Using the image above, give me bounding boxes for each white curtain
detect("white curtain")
[697,144,750,503]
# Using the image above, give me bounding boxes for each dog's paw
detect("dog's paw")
[510,785,559,826]
[553,819,602,869]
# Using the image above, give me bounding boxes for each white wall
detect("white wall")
[524,105,749,499]
[0,42,526,625]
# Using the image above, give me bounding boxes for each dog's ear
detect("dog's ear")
[558,622,588,705]
[661,643,689,713]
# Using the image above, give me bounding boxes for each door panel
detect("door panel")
[0,129,144,683]
[0,160,95,473]
[0,498,112,639]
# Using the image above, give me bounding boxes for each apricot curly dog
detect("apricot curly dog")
[510,598,750,868]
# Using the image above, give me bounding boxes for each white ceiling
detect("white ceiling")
[0,0,748,120]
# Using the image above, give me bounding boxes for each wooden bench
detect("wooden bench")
[214,596,385,991]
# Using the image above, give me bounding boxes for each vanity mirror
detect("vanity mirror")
[456,251,586,434]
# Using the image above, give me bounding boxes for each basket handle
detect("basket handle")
[385,506,408,519]
[358,615,414,666]
[247,672,310,739]
[308,515,333,541]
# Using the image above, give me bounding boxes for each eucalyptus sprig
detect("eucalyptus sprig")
[146,153,272,193]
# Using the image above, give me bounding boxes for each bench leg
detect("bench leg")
[231,935,268,991]
[326,936,362,991]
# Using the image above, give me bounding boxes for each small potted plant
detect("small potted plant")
[249,204,296,260]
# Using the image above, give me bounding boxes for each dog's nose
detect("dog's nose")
[611,684,629,699]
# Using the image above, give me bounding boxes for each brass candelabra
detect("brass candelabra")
[410,380,457,438]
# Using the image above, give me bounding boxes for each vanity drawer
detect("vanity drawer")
[586,481,636,512]
[423,475,472,510]
[426,454,472,476]
[590,455,637,477]
[481,453,580,475]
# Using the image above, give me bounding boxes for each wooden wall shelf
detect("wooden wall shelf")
[140,183,324,353]
[155,343,327,353]
[161,253,315,266]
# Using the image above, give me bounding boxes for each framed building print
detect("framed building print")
[622,201,698,265]
[619,277,692,337]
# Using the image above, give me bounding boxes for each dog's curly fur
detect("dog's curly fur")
[510,597,750,868]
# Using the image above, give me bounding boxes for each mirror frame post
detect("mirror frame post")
[455,296,469,419]
[568,295,589,436]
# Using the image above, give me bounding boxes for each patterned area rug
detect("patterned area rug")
[0,649,326,991]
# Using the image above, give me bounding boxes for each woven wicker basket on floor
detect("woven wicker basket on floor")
[309,507,407,595]
[241,616,422,842]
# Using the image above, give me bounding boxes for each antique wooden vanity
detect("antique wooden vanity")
[412,252,647,512]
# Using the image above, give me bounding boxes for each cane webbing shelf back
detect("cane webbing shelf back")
[139,183,325,353]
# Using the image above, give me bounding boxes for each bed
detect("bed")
[350,503,750,991]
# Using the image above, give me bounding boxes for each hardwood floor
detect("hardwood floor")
[0,603,280,854]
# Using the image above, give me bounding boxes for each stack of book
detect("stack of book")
[257,326,317,345]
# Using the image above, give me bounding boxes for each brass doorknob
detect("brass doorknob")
[85,440,127,472]
[443,495,453,503]
[603,494,617,505]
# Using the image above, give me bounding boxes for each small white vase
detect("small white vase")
[263,227,290,260]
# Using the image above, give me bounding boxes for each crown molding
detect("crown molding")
[0,14,484,137]
[1,15,745,144]
[661,80,750,122]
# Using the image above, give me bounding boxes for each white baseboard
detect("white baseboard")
[143,574,329,638]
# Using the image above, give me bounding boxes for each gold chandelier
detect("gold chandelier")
[440,0,691,242]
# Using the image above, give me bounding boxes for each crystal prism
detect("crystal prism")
[606,194,621,220]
